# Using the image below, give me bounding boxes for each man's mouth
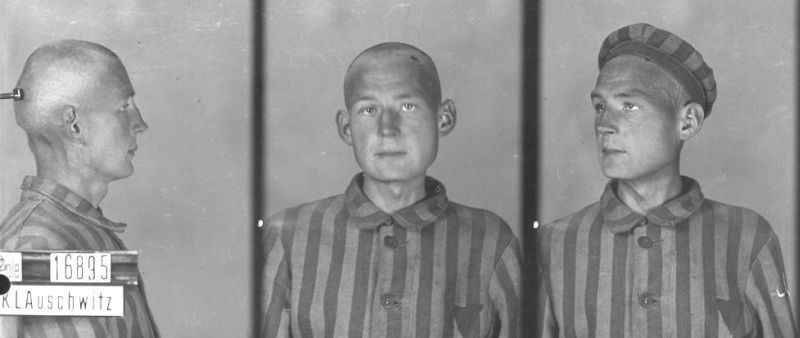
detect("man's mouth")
[601,148,624,155]
[376,150,406,157]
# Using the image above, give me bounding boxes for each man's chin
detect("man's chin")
[105,167,135,182]
[599,165,633,181]
[362,170,424,185]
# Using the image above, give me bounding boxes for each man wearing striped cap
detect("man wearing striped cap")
[535,23,796,336]
[260,42,521,337]
[0,40,158,337]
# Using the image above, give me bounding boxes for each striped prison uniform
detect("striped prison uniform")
[535,176,796,337]
[0,176,159,338]
[261,174,522,337]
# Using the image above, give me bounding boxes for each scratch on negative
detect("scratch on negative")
[382,4,411,38]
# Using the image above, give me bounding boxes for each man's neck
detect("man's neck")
[38,166,108,207]
[362,174,426,214]
[616,169,683,216]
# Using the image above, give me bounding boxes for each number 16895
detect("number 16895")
[50,253,111,283]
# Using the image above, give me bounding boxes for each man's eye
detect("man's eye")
[622,103,639,111]
[360,106,377,114]
[120,98,135,113]
[401,103,415,112]
[594,103,606,113]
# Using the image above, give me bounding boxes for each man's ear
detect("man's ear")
[61,105,84,142]
[336,109,353,145]
[438,99,456,136]
[678,102,704,141]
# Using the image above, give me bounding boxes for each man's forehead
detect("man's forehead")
[346,56,436,95]
[595,56,680,95]
[591,85,650,100]
[345,70,431,107]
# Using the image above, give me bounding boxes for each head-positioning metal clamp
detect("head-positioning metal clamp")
[0,88,24,101]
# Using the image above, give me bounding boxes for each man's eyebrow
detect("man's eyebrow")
[614,88,648,99]
[393,92,425,100]
[590,88,648,100]
[350,95,375,103]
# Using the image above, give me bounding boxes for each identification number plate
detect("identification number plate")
[50,253,111,283]
[0,285,123,316]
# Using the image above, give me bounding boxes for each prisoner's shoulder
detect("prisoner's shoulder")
[265,193,346,233]
[448,201,517,246]
[702,198,778,252]
[539,201,602,236]
[0,194,70,250]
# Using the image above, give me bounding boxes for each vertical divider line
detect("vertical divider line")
[794,0,799,326]
[252,0,266,336]
[521,0,541,334]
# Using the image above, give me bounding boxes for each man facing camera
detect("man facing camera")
[535,23,795,337]
[261,42,521,337]
[0,40,158,337]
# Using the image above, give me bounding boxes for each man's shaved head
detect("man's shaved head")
[11,39,145,188]
[14,40,130,144]
[336,42,456,190]
[344,42,441,110]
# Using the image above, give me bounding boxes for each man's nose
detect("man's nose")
[131,105,148,133]
[378,108,400,137]
[595,111,618,136]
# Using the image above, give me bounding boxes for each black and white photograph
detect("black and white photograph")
[0,0,796,337]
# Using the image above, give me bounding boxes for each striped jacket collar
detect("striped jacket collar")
[345,173,450,231]
[601,176,705,233]
[21,176,127,233]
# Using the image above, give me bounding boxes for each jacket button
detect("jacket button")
[380,293,399,310]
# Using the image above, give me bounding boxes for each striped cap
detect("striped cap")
[598,23,717,116]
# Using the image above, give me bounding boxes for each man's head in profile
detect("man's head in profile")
[335,42,456,210]
[15,39,147,204]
